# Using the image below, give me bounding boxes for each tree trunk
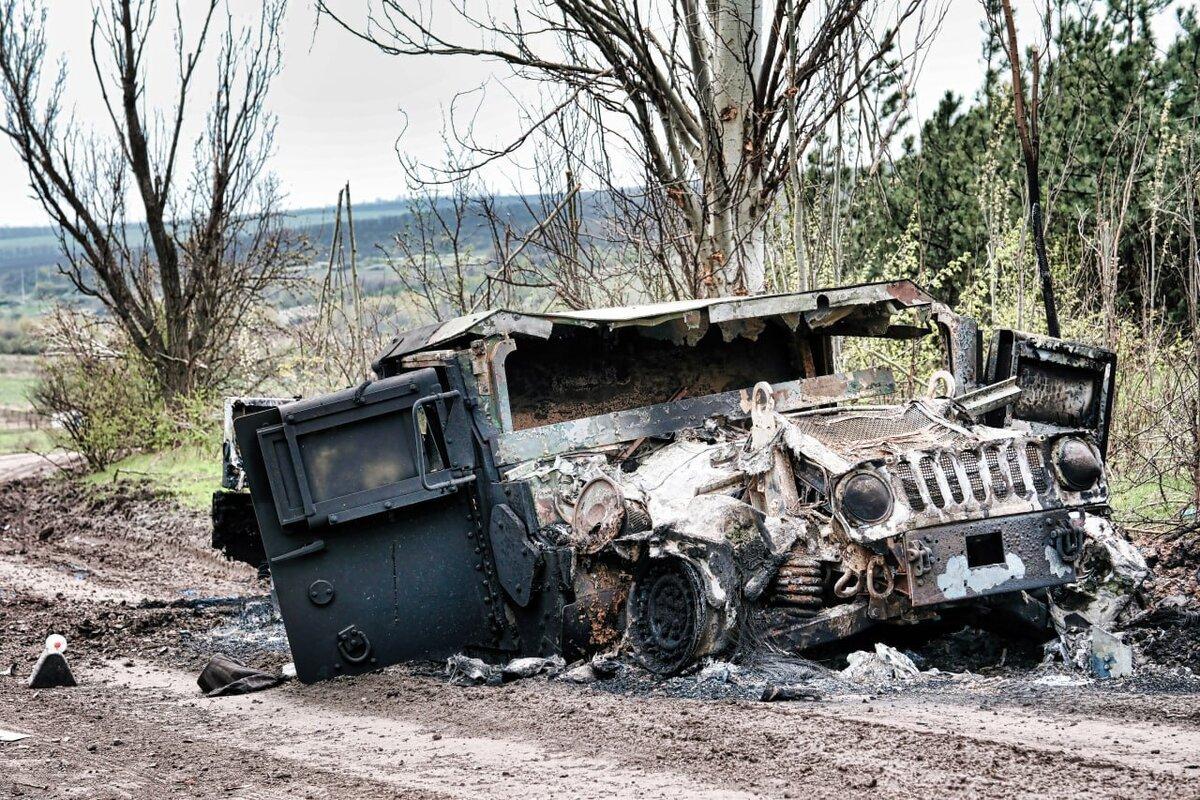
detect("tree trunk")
[708,0,764,295]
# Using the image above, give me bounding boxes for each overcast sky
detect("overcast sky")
[0,0,1184,227]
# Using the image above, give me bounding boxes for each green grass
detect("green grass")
[0,354,38,408]
[0,427,54,455]
[87,445,221,512]
[0,374,36,408]
[1109,469,1192,525]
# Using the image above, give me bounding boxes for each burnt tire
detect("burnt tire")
[211,491,267,571]
[627,558,708,676]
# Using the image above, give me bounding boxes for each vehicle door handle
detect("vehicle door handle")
[271,539,326,564]
[412,390,477,491]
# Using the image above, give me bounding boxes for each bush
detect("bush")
[31,309,220,471]
[0,315,41,355]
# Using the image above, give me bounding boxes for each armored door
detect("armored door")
[235,370,497,683]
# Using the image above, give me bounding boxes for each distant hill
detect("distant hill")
[0,194,564,306]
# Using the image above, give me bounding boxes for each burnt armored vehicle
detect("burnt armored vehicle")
[232,280,1119,683]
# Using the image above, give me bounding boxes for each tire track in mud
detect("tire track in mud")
[810,693,1200,777]
[5,654,1200,799]
[1,677,449,800]
[281,667,1199,799]
[103,661,755,800]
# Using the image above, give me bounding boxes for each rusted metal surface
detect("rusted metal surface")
[904,510,1079,606]
[494,368,895,465]
[563,560,631,658]
[373,279,936,366]
[571,476,627,554]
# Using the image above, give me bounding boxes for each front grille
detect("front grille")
[790,405,958,454]
[896,461,926,511]
[938,451,965,503]
[1006,444,1029,495]
[984,446,1008,497]
[919,456,945,507]
[960,450,987,501]
[1026,442,1048,492]
[892,439,1054,515]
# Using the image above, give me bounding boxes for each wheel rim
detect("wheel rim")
[628,559,705,675]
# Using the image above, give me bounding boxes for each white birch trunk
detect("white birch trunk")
[705,0,765,295]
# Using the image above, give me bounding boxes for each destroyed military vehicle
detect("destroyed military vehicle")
[220,280,1121,683]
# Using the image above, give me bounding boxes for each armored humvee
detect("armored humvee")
[225,280,1119,683]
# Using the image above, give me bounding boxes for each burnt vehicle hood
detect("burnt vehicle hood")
[784,399,969,464]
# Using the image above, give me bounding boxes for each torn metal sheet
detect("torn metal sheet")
[374,280,935,365]
[956,378,1021,419]
[494,368,895,464]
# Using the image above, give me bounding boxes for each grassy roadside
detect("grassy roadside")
[86,445,221,512]
[0,353,37,405]
[0,427,54,454]
[1110,471,1192,531]
[0,354,48,456]
[0,373,35,407]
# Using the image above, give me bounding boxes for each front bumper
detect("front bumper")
[903,509,1087,607]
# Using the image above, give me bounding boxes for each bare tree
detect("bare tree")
[385,109,686,314]
[0,0,305,398]
[320,0,937,297]
[293,182,399,388]
[385,145,487,320]
[994,0,1060,337]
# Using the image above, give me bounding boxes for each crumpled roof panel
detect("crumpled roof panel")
[374,279,934,365]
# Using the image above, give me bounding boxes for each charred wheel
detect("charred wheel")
[627,558,707,675]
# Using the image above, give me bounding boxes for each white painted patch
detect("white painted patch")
[936,552,1027,600]
[1032,672,1087,687]
[1045,545,1071,578]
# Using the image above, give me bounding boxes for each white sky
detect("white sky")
[0,0,1185,227]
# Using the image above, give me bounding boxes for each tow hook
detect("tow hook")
[337,625,372,664]
[907,539,933,577]
[1047,517,1085,562]
[834,567,862,598]
[865,556,894,599]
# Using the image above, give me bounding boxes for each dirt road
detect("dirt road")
[2,477,1200,799]
[5,650,1200,799]
[0,451,78,482]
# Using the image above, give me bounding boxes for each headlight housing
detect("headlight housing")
[839,471,893,524]
[1054,436,1103,491]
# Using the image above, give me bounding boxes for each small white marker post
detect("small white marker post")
[28,633,76,689]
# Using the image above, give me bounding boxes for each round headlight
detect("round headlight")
[840,472,893,524]
[1055,437,1102,491]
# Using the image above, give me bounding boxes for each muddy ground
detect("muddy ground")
[2,475,1200,799]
